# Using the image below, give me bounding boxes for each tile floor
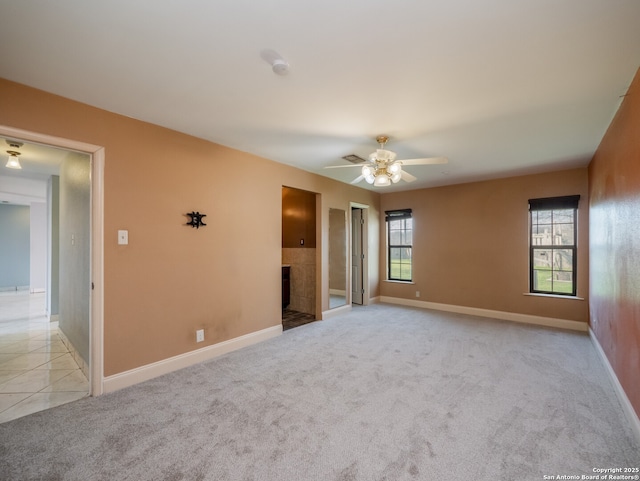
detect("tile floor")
[0,290,89,424]
[282,308,317,331]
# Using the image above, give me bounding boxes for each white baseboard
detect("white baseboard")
[103,324,282,394]
[589,328,640,445]
[379,296,589,332]
[322,304,351,320]
[0,286,29,292]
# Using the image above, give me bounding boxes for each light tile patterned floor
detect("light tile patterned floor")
[0,291,89,423]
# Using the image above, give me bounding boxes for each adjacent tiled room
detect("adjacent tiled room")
[281,308,317,331]
[282,247,316,316]
[0,290,89,424]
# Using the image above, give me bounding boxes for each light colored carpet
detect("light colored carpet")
[1,304,638,480]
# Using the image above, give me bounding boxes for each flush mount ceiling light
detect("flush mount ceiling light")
[6,151,22,169]
[325,136,449,187]
[5,141,24,169]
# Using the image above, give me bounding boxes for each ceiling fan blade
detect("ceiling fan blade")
[350,175,365,184]
[324,164,366,169]
[401,171,417,183]
[399,156,449,166]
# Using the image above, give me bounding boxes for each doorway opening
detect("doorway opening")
[281,186,319,330]
[0,125,104,416]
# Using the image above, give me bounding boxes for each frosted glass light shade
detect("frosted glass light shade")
[388,162,401,174]
[362,164,375,184]
[374,174,391,186]
[5,155,21,169]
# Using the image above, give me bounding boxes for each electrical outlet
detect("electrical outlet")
[416,291,420,298]
[196,329,204,343]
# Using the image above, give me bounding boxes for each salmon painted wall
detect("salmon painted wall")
[0,78,380,377]
[380,168,589,323]
[589,68,640,418]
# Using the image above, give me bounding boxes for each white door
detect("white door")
[351,208,363,305]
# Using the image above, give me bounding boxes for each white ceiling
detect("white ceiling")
[1,0,639,192]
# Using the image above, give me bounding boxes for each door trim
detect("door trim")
[0,125,105,396]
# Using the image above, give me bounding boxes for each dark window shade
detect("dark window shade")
[528,195,580,211]
[385,209,412,221]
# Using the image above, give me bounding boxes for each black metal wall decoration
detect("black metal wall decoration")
[186,211,207,229]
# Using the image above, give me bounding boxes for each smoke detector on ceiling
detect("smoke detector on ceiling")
[271,58,289,75]
[260,49,290,76]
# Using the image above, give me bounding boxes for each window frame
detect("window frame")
[385,209,413,282]
[528,195,579,296]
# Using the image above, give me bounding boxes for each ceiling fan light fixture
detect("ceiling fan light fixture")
[326,135,448,187]
[388,162,401,174]
[374,149,396,162]
[361,164,376,184]
[373,173,391,187]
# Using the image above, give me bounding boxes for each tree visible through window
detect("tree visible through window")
[386,209,412,281]
[529,196,579,296]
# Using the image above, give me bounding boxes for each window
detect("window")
[386,209,412,281]
[529,195,579,296]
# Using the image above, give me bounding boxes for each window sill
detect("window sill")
[523,293,584,301]
[384,280,415,285]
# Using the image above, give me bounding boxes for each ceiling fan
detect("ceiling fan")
[325,136,448,186]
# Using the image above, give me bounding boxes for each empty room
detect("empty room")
[0,1,639,480]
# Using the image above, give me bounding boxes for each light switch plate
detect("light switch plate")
[118,230,128,245]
